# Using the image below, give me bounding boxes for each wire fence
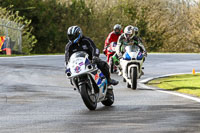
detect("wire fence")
[0,18,24,54]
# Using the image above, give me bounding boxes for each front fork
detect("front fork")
[87,75,95,95]
[72,75,96,95]
[70,76,87,93]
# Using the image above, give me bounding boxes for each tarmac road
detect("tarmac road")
[0,54,200,133]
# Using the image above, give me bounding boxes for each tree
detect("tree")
[0,7,37,54]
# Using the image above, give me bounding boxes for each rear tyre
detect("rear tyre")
[109,57,114,73]
[80,84,97,110]
[101,89,114,106]
[131,67,137,90]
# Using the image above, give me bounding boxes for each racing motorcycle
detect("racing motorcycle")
[120,44,145,90]
[65,51,114,110]
[106,42,117,73]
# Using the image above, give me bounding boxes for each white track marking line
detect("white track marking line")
[156,90,200,103]
[140,72,200,84]
[139,73,200,103]
[140,83,200,103]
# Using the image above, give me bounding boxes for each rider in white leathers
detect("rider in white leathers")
[115,25,147,75]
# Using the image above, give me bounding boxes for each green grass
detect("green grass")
[148,73,200,97]
[0,54,20,57]
[0,53,64,57]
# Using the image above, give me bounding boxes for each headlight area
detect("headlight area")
[65,68,71,77]
[87,64,93,70]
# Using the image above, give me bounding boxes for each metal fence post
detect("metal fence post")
[19,25,24,53]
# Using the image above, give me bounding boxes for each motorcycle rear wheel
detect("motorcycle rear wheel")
[101,89,114,106]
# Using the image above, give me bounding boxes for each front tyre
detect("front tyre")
[101,89,114,106]
[109,57,114,73]
[80,84,97,110]
[131,67,137,90]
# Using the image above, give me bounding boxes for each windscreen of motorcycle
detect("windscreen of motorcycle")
[69,51,88,62]
[68,52,88,74]
[125,45,139,53]
[124,45,140,59]
[110,42,117,52]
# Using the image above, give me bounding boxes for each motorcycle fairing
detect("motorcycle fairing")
[123,52,131,60]
[137,52,144,60]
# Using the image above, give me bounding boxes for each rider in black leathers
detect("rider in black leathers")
[65,26,118,86]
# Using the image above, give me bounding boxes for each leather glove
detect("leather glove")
[143,51,147,57]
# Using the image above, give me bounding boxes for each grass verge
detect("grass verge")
[0,53,64,57]
[0,54,21,57]
[148,73,200,97]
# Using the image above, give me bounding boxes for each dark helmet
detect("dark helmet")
[113,24,122,34]
[67,26,83,43]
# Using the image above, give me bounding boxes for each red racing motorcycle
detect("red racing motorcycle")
[105,42,118,73]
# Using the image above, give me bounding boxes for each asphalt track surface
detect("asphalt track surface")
[0,54,200,133]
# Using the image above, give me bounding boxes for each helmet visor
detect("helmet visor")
[115,29,120,34]
[68,34,79,41]
[125,33,133,39]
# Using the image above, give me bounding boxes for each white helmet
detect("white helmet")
[124,25,134,39]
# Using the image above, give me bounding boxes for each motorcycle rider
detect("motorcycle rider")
[103,24,122,55]
[133,26,144,49]
[65,25,119,86]
[113,25,147,75]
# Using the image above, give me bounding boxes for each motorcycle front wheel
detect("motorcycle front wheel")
[131,67,137,90]
[80,84,97,110]
[109,57,114,73]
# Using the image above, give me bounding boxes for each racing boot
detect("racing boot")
[141,67,144,75]
[117,67,123,76]
[141,70,144,75]
[107,78,119,86]
[105,66,119,86]
[118,71,122,76]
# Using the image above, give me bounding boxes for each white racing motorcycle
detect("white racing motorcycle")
[120,44,145,90]
[65,51,114,110]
